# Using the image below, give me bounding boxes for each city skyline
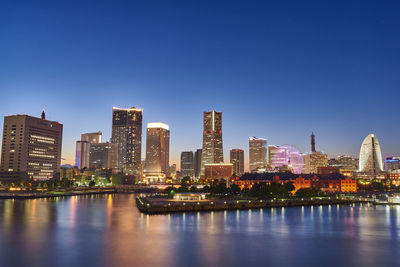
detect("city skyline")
[0,108,397,172]
[2,1,400,170]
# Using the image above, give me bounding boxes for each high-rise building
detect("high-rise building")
[201,110,223,175]
[328,155,359,171]
[268,145,288,168]
[89,142,118,169]
[81,131,102,144]
[111,107,142,176]
[249,137,267,172]
[359,134,383,175]
[75,131,102,169]
[143,122,170,182]
[384,157,400,171]
[75,140,90,169]
[194,149,202,179]
[311,132,316,152]
[303,151,328,174]
[230,149,244,176]
[180,151,194,178]
[0,111,63,181]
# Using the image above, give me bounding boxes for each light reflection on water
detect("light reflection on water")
[0,194,399,267]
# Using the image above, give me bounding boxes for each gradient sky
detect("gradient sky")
[1,0,400,170]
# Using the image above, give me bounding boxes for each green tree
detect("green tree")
[210,181,230,196]
[111,173,123,186]
[181,176,191,187]
[202,185,211,193]
[295,188,320,198]
[229,183,241,195]
[164,186,177,196]
[190,185,198,192]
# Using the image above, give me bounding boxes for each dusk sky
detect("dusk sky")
[1,0,400,169]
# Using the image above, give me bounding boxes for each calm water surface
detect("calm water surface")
[0,194,399,267]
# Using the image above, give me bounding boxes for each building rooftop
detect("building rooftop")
[238,172,347,181]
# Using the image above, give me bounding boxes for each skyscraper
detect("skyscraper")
[230,149,244,176]
[201,110,223,175]
[81,131,102,144]
[303,151,328,174]
[249,137,267,172]
[89,142,118,169]
[311,132,316,152]
[268,145,287,168]
[180,151,194,178]
[0,111,63,181]
[144,122,170,182]
[75,131,102,169]
[75,140,90,169]
[111,107,142,176]
[359,133,383,175]
[194,149,202,179]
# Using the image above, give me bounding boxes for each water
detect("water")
[0,194,399,267]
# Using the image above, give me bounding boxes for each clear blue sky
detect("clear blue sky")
[1,0,400,169]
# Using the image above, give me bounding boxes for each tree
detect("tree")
[202,185,211,193]
[164,186,177,197]
[295,188,320,198]
[181,176,191,187]
[210,181,230,196]
[370,181,384,192]
[230,183,241,195]
[249,183,290,199]
[284,181,295,193]
[111,173,123,186]
[190,186,198,192]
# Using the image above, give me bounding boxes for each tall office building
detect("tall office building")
[180,151,194,178]
[384,157,400,171]
[303,151,328,174]
[75,140,90,169]
[201,110,223,175]
[303,133,328,174]
[81,131,102,144]
[359,133,383,175]
[144,122,170,182]
[230,149,244,176]
[89,142,118,169]
[249,137,267,172]
[328,155,359,171]
[194,149,202,179]
[0,111,63,181]
[75,131,102,169]
[268,145,288,168]
[111,107,142,176]
[311,132,316,152]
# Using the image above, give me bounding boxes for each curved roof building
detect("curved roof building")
[359,134,383,174]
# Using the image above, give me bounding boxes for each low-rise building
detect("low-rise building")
[204,163,234,182]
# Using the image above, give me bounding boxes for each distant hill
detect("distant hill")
[61,164,74,168]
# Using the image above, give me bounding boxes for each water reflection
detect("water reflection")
[0,195,399,267]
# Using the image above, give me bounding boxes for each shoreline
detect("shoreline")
[0,189,118,199]
[136,197,373,214]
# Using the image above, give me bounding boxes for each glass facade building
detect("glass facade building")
[201,111,223,175]
[111,107,142,176]
[230,149,244,176]
[249,137,267,172]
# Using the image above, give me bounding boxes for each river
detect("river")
[0,194,399,267]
